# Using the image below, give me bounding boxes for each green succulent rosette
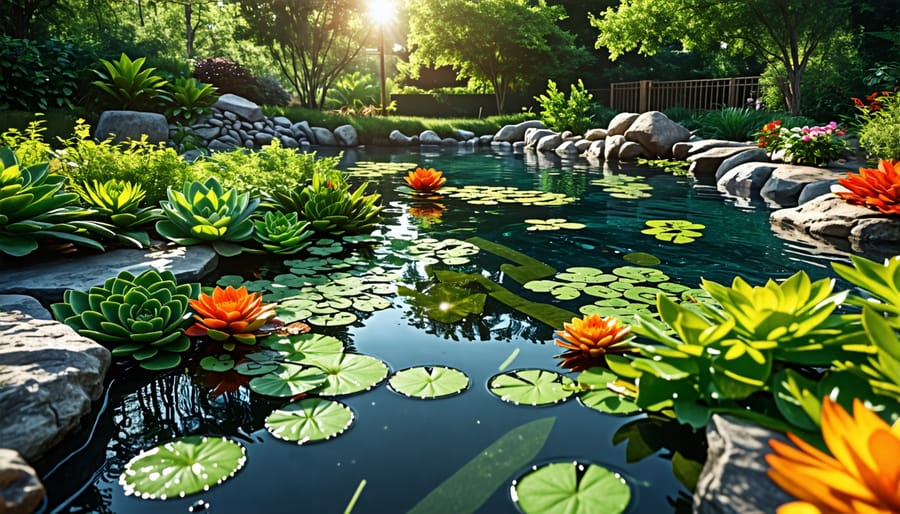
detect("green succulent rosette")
[271,171,382,236]
[251,210,314,255]
[51,269,201,370]
[74,179,163,248]
[156,176,260,256]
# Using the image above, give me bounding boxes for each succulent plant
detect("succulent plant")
[835,159,900,215]
[271,171,382,236]
[404,167,446,193]
[74,179,163,248]
[0,146,107,257]
[156,176,260,256]
[185,285,277,345]
[251,210,314,255]
[50,269,200,370]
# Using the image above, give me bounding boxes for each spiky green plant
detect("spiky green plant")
[162,77,219,123]
[156,176,260,256]
[251,210,314,255]
[50,269,201,370]
[74,179,163,248]
[91,53,167,110]
[271,171,381,236]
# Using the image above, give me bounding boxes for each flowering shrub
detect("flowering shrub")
[851,90,893,113]
[854,91,900,161]
[755,120,847,167]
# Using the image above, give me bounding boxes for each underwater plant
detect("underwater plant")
[251,210,314,255]
[835,159,900,215]
[185,285,277,346]
[50,269,200,370]
[404,167,446,194]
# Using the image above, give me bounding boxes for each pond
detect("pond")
[38,146,862,514]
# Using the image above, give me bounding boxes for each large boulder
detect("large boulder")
[0,449,44,514]
[624,111,691,158]
[536,133,563,153]
[606,112,640,136]
[554,140,579,157]
[389,130,417,146]
[0,312,111,460]
[493,120,545,143]
[310,127,337,146]
[333,124,359,147]
[771,193,900,243]
[687,146,760,177]
[673,139,755,160]
[419,130,443,145]
[292,120,315,142]
[604,134,626,160]
[95,111,168,145]
[454,129,475,141]
[760,165,841,208]
[524,128,556,148]
[584,140,605,159]
[0,295,50,320]
[714,148,770,181]
[211,93,264,122]
[717,163,777,198]
[584,128,607,141]
[618,141,647,161]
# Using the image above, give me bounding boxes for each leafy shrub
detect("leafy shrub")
[162,77,218,123]
[193,57,262,104]
[91,53,168,111]
[755,120,849,166]
[856,92,900,160]
[534,79,595,135]
[326,72,380,110]
[692,107,771,141]
[0,36,80,111]
[255,76,292,106]
[1,115,52,166]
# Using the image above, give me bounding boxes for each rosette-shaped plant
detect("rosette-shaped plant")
[50,269,200,370]
[0,147,106,257]
[554,314,633,371]
[404,167,446,194]
[156,176,259,256]
[766,397,900,514]
[835,159,900,215]
[185,285,277,345]
[74,179,163,247]
[251,210,314,255]
[271,171,382,236]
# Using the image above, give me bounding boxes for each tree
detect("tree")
[2,0,61,38]
[407,0,587,114]
[240,0,371,109]
[590,0,853,115]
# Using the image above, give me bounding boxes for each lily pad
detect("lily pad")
[440,185,577,206]
[200,354,234,372]
[307,353,390,396]
[590,175,653,199]
[120,436,247,500]
[398,284,486,323]
[623,252,661,266]
[249,364,328,397]
[575,368,641,416]
[265,333,345,358]
[511,461,631,514]
[308,311,359,327]
[388,366,470,399]
[641,219,705,244]
[264,398,355,444]
[488,369,574,406]
[524,218,587,231]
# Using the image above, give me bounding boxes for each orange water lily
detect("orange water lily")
[835,159,900,215]
[404,167,446,193]
[409,203,446,222]
[554,314,633,370]
[185,286,277,344]
[766,397,900,514]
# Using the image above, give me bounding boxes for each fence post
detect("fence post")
[609,85,615,112]
[639,80,651,112]
[727,77,737,107]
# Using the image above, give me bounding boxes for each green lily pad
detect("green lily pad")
[120,436,247,500]
[200,354,235,372]
[388,366,470,399]
[623,252,661,266]
[488,369,574,406]
[524,218,587,231]
[611,266,670,283]
[590,175,653,199]
[307,353,390,396]
[249,364,328,397]
[575,368,641,416]
[308,311,359,327]
[512,461,631,514]
[264,398,355,444]
[641,219,705,244]
[398,283,486,323]
[440,185,577,206]
[265,333,345,358]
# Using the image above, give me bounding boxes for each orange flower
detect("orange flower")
[404,167,446,193]
[553,314,633,371]
[185,286,277,344]
[836,159,900,215]
[766,397,900,514]
[409,203,446,222]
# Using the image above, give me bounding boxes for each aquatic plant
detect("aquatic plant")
[50,269,200,370]
[554,314,633,371]
[251,210,314,255]
[835,159,900,215]
[766,397,900,514]
[156,176,259,256]
[524,218,586,231]
[74,179,163,247]
[641,219,705,244]
[271,171,382,236]
[185,285,277,346]
[404,167,446,193]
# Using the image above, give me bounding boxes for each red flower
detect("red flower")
[404,167,446,193]
[185,286,277,344]
[836,159,900,215]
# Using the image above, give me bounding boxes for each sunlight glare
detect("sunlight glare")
[368,0,395,26]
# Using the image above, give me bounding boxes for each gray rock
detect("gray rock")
[717,163,777,198]
[254,132,274,146]
[554,140,579,157]
[207,117,224,127]
[275,126,293,137]
[208,138,235,152]
[333,124,359,147]
[222,110,237,122]
[240,121,253,131]
[253,121,264,131]
[760,165,841,208]
[95,111,168,145]
[536,133,563,153]
[292,121,315,143]
[688,146,759,177]
[419,130,443,145]
[227,129,241,142]
[694,415,791,514]
[191,125,221,141]
[771,194,900,242]
[0,246,218,305]
[272,116,292,128]
[0,295,50,320]
[310,127,337,146]
[180,149,203,163]
[525,129,557,148]
[479,134,494,145]
[389,130,416,146]
[584,128,607,141]
[0,448,44,514]
[715,148,770,181]
[574,139,592,153]
[604,134,626,160]
[624,111,690,158]
[441,137,459,146]
[279,135,300,148]
[606,112,639,136]
[212,93,264,122]
[798,180,838,205]
[454,129,475,141]
[512,141,526,154]
[618,141,647,161]
[0,312,111,460]
[585,140,605,159]
[678,139,755,159]
[851,217,900,243]
[493,120,545,142]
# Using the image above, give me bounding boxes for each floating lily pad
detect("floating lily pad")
[120,436,247,500]
[575,368,641,416]
[440,185,577,206]
[307,353,390,396]
[345,161,418,178]
[249,364,328,397]
[524,218,587,231]
[641,220,705,244]
[488,369,574,406]
[623,252,661,266]
[388,366,470,399]
[511,461,631,514]
[264,398,355,444]
[308,311,359,327]
[407,238,480,266]
[398,283,486,323]
[590,175,653,199]
[264,333,345,358]
[200,354,234,372]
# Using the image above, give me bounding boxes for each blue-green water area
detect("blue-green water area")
[37,146,885,514]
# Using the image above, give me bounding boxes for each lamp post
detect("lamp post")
[378,24,386,116]
[368,0,394,116]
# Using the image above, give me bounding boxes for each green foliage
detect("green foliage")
[534,79,595,135]
[692,107,772,141]
[91,53,168,110]
[0,147,106,257]
[0,115,52,167]
[156,176,260,256]
[270,170,382,236]
[0,36,80,111]
[251,210,314,255]
[162,77,218,123]
[50,269,200,370]
[326,72,380,110]
[857,92,900,160]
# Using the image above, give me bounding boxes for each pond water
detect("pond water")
[38,146,866,514]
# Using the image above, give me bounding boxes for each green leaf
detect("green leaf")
[513,461,631,514]
[265,398,354,444]
[388,366,470,399]
[249,365,328,397]
[119,436,246,500]
[200,354,234,372]
[307,353,389,396]
[488,369,574,406]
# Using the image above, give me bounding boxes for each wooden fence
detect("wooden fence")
[609,76,761,113]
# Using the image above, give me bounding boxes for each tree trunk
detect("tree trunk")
[784,66,803,116]
[184,3,194,60]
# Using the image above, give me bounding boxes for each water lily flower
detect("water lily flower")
[835,159,900,215]
[554,314,634,371]
[766,397,900,514]
[186,286,277,344]
[404,167,446,193]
